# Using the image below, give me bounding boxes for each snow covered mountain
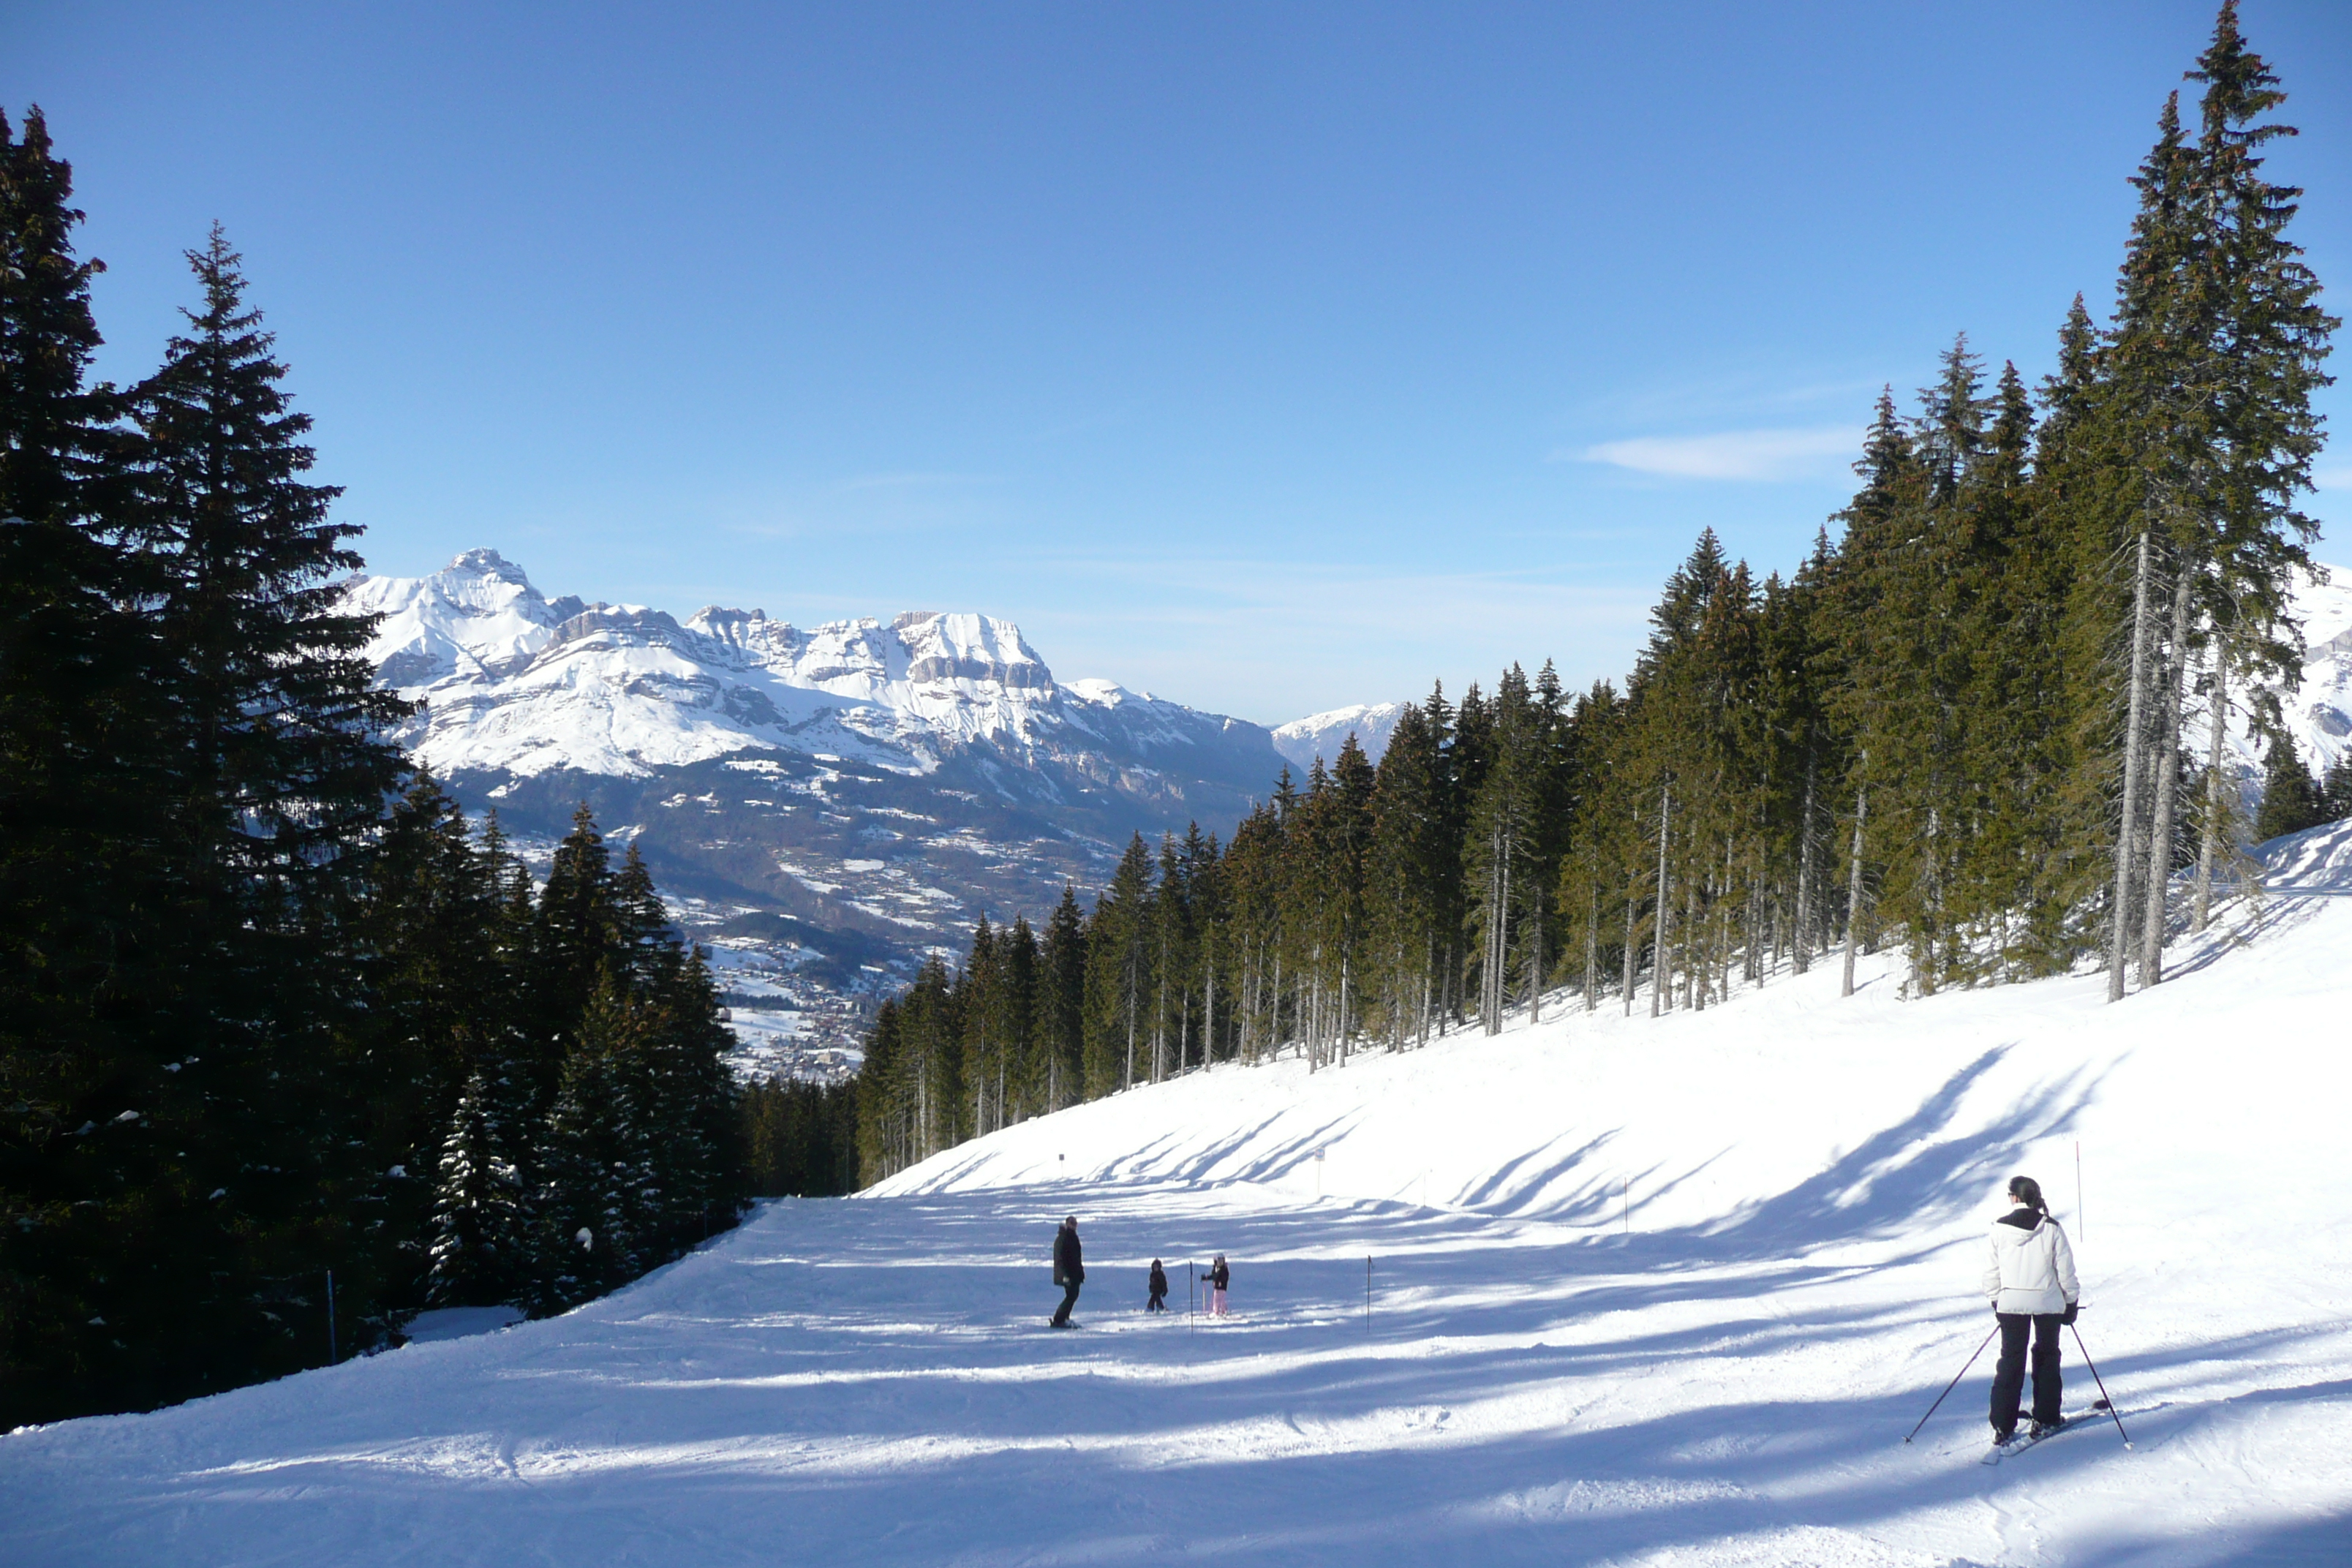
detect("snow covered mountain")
[343,551,1292,1071]
[1272,700,1409,774]
[350,549,1268,784]
[2261,563,2352,781]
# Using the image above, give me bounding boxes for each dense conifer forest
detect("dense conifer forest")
[852,7,2335,1186]
[0,118,786,1427]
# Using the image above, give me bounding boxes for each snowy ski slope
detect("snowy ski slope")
[4,825,2351,1566]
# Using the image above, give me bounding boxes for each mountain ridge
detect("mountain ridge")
[342,551,1308,1077]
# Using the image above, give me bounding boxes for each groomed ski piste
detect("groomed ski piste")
[6,827,2351,1566]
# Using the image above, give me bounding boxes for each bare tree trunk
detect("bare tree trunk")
[1724,841,1739,996]
[1526,888,1544,1028]
[1585,881,1600,1012]
[2141,565,2197,984]
[1496,840,1511,1033]
[2193,636,2231,934]
[1305,967,1316,1071]
[1420,948,1432,1049]
[1267,951,1282,1066]
[1795,746,1818,975]
[1338,956,1351,1066]
[1621,862,1639,1018]
[1203,959,1215,1071]
[2109,529,2157,1002]
[1681,873,1699,1011]
[1841,774,1868,999]
[1653,783,1673,1018]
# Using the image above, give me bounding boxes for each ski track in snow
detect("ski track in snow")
[7,827,2352,1565]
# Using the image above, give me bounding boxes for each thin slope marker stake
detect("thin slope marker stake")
[1366,1256,1372,1335]
[325,1270,337,1365]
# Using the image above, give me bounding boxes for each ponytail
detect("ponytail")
[2007,1175,2047,1214]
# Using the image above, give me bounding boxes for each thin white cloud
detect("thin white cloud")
[1577,425,1862,483]
[2313,463,2352,493]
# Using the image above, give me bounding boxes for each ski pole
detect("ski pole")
[2069,1324,2133,1449]
[1904,1323,1999,1444]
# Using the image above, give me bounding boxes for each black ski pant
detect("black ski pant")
[1052,1279,1082,1326]
[1147,1292,1166,1311]
[1991,1311,2063,1430]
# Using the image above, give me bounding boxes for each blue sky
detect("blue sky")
[8,1,2348,724]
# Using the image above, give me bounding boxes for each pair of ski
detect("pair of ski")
[1980,1399,2110,1464]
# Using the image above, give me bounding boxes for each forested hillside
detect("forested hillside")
[853,7,2337,1185]
[0,124,750,1426]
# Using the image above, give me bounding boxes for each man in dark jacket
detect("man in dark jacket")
[1050,1216,1085,1327]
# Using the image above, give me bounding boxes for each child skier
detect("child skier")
[1982,1175,2080,1443]
[1147,1259,1169,1312]
[1206,1254,1230,1317]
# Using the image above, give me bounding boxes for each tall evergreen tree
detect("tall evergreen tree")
[1036,886,1087,1109]
[0,105,172,1428]
[425,1069,530,1308]
[1083,835,1154,1095]
[2252,735,2324,841]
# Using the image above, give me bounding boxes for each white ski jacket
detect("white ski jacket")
[1981,1209,2079,1316]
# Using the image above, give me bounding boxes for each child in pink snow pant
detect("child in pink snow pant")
[1207,1255,1229,1316]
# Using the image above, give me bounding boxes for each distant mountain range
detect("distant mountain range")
[347,550,1395,1075]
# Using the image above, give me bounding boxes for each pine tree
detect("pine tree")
[425,1069,529,1308]
[1082,835,1154,1095]
[0,105,176,1428]
[2253,735,2323,841]
[1035,886,1086,1109]
[2088,7,2334,992]
[103,226,410,1400]
[535,979,661,1308]
[1365,696,1451,1046]
[2321,753,2352,825]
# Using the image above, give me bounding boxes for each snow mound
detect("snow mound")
[5,827,2349,1566]
[2259,813,2352,892]
[398,1305,526,1345]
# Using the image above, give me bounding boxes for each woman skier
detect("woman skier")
[1206,1254,1230,1317]
[1982,1175,2080,1444]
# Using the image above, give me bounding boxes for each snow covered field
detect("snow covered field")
[5,827,2351,1566]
